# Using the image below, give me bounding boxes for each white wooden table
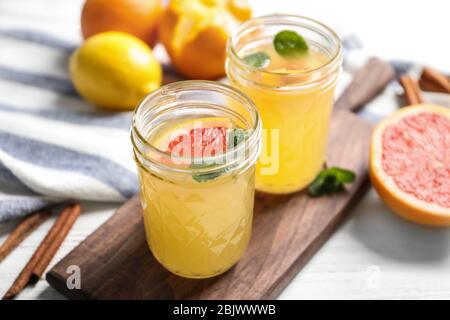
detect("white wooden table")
[1,0,449,300]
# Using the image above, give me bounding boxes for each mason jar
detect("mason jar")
[131,81,261,278]
[226,15,343,194]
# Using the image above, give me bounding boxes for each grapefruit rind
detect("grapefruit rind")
[370,104,450,227]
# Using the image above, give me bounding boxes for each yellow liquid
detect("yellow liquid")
[138,117,255,278]
[229,42,336,194]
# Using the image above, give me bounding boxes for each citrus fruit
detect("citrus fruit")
[153,117,233,156]
[167,127,229,158]
[153,117,244,182]
[81,0,163,47]
[159,0,252,79]
[370,104,450,226]
[70,31,162,110]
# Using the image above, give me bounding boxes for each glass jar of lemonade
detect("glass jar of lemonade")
[226,15,342,194]
[131,81,261,279]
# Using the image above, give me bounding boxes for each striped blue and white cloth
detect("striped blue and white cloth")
[0,29,139,222]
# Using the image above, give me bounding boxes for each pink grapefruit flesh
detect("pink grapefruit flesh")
[370,104,450,226]
[381,112,450,208]
[167,127,227,158]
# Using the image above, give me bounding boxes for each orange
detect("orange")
[370,104,450,226]
[81,0,163,48]
[159,0,252,79]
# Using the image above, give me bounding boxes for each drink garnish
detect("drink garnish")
[243,52,271,68]
[166,127,247,183]
[274,30,308,56]
[191,162,225,183]
[227,128,247,149]
[192,128,248,182]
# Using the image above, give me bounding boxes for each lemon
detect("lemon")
[70,31,162,110]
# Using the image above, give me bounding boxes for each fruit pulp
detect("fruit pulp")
[138,117,255,278]
[229,40,336,194]
[381,111,450,208]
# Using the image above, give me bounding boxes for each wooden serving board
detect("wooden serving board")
[46,58,394,300]
[46,110,371,300]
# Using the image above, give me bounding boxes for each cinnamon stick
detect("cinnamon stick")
[419,66,450,94]
[2,204,81,300]
[399,75,425,105]
[0,211,51,263]
[31,204,81,280]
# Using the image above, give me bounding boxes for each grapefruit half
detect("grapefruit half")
[370,104,450,226]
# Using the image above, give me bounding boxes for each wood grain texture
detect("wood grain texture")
[46,110,372,300]
[334,57,395,112]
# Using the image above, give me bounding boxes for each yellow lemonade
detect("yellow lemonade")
[132,81,261,279]
[227,15,342,194]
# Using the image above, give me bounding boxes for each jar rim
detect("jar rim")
[131,80,262,176]
[227,14,342,77]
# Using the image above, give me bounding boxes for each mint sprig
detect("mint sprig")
[243,52,270,68]
[308,167,356,197]
[274,30,308,56]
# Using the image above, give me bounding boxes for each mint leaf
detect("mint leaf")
[243,52,270,68]
[191,162,225,183]
[227,128,248,149]
[274,30,308,56]
[328,167,356,183]
[308,167,356,197]
[308,175,326,197]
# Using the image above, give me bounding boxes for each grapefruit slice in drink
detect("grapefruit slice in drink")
[153,117,235,158]
[151,117,246,182]
[370,104,450,226]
